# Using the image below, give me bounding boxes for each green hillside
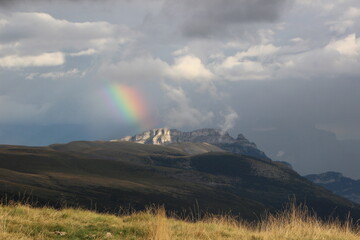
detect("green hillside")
[0,141,359,221]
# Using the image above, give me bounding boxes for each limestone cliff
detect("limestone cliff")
[116,128,270,161]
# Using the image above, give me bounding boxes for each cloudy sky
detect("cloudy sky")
[1,0,360,177]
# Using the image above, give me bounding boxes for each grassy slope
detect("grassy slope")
[0,204,358,240]
[166,142,225,155]
[0,141,359,221]
[0,144,265,220]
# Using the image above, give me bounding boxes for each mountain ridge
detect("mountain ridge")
[116,128,270,161]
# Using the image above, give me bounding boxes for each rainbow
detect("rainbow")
[103,84,153,130]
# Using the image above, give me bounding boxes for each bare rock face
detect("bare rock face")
[117,128,270,161]
[119,128,239,145]
[128,128,173,145]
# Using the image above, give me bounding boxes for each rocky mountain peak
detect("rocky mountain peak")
[120,128,174,145]
[118,128,238,145]
[236,134,246,141]
[116,128,270,161]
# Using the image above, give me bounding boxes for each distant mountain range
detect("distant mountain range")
[0,128,359,221]
[305,172,360,204]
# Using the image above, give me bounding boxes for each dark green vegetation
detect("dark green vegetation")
[0,141,359,221]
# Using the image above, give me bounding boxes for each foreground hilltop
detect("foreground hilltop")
[0,128,359,221]
[117,128,270,160]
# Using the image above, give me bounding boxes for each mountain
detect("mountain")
[0,136,359,221]
[117,128,270,161]
[305,172,360,204]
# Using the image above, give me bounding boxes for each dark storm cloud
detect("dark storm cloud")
[0,0,14,6]
[0,0,105,6]
[221,78,360,178]
[166,0,290,38]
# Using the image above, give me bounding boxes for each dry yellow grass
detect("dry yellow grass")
[0,203,358,240]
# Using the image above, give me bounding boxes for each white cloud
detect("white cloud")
[328,18,355,34]
[274,34,360,79]
[221,44,279,69]
[0,12,134,58]
[208,30,360,81]
[40,69,82,79]
[99,54,216,85]
[0,19,8,27]
[214,44,279,81]
[290,37,304,43]
[345,7,360,18]
[69,49,98,57]
[0,52,65,68]
[325,33,360,56]
[172,46,189,56]
[326,5,360,34]
[162,83,214,128]
[166,55,214,81]
[219,107,239,134]
[26,69,83,80]
[0,42,20,52]
[276,150,285,157]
